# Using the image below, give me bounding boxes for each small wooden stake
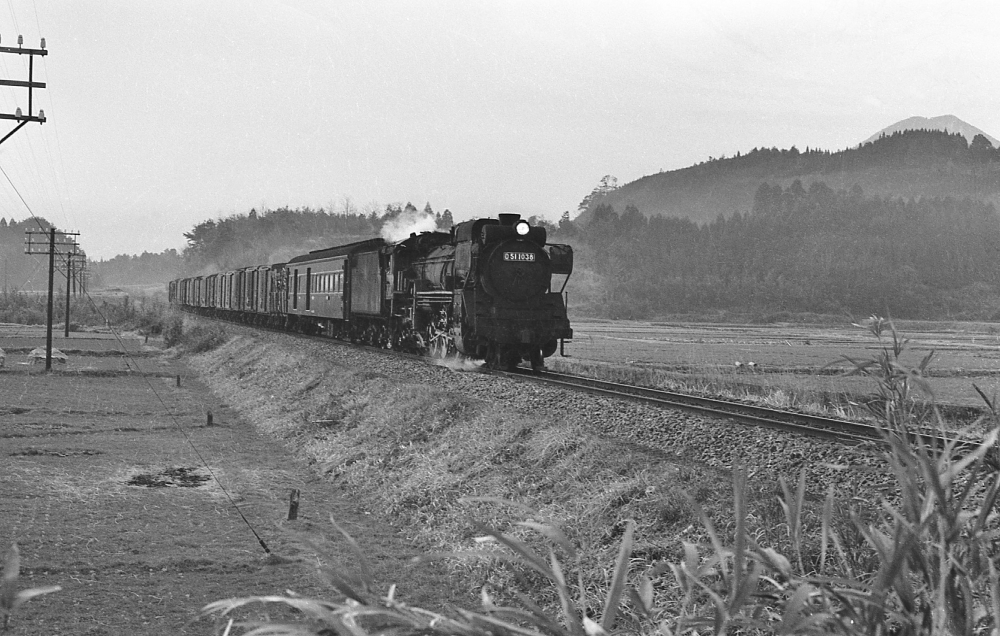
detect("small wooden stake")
[176,374,181,387]
[206,410,214,426]
[288,489,300,520]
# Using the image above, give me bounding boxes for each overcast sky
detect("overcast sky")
[0,0,997,259]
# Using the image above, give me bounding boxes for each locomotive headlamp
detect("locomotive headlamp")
[515,220,530,236]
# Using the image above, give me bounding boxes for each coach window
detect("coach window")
[292,269,299,309]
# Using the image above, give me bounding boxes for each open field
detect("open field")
[0,325,157,378]
[559,318,1000,410]
[0,327,463,635]
[1,324,148,351]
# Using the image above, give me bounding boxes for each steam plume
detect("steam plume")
[380,209,438,242]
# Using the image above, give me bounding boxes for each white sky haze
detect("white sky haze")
[0,0,997,258]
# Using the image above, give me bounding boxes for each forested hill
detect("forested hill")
[571,181,1000,319]
[0,216,58,292]
[581,129,1000,224]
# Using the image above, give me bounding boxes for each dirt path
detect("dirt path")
[1,332,463,635]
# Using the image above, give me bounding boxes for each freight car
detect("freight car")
[170,214,573,370]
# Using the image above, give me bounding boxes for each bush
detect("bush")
[181,323,229,353]
[163,316,184,348]
[0,290,174,332]
[160,316,228,352]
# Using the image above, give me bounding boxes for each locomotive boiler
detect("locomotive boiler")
[395,213,573,369]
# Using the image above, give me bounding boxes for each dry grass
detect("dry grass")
[187,336,739,615]
[190,320,1000,636]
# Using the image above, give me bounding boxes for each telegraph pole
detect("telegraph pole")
[0,34,47,145]
[64,250,72,337]
[46,228,54,365]
[6,34,55,366]
[25,228,78,370]
[62,250,85,336]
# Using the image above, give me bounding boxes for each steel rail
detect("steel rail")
[501,368,982,453]
[498,368,877,444]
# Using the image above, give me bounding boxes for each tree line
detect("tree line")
[0,216,58,293]
[568,180,1000,320]
[181,203,455,273]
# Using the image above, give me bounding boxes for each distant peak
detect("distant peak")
[864,115,999,147]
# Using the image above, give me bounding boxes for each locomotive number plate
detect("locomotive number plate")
[504,252,535,262]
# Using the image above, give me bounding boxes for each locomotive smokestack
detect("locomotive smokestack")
[498,213,520,226]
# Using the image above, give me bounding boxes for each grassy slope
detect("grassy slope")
[186,334,747,615]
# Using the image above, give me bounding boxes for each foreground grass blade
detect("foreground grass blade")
[599,519,634,633]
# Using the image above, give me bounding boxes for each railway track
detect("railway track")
[502,368,984,453]
[183,309,985,454]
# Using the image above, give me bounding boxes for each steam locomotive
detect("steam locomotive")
[169,213,573,370]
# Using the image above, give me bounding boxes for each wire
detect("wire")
[5,0,20,39]
[76,293,273,555]
[29,0,41,37]
[4,219,275,556]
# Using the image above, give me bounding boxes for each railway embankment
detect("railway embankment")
[184,325,899,611]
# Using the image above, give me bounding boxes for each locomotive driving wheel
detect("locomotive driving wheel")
[428,329,453,359]
[426,307,453,359]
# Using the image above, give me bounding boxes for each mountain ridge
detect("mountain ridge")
[581,127,1000,226]
[863,114,998,147]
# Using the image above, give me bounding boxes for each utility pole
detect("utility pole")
[7,34,56,367]
[64,250,73,337]
[25,228,78,370]
[46,228,54,364]
[0,34,47,146]
[62,250,85,336]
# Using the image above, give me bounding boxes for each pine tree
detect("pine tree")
[440,209,454,228]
